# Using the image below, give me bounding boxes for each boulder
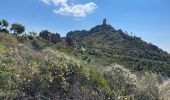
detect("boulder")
[39,30,61,43]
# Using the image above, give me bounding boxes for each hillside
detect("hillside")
[66,21,170,77]
[0,19,170,99]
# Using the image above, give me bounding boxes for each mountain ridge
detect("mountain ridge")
[65,21,170,76]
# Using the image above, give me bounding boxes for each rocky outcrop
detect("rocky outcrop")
[39,30,51,41]
[65,37,74,46]
[51,33,61,43]
[39,30,61,43]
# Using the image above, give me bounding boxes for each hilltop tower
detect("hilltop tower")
[103,18,107,25]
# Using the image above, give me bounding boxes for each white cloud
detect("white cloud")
[41,0,97,18]
[41,0,67,5]
[54,2,97,17]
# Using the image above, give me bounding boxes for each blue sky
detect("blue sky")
[0,0,170,53]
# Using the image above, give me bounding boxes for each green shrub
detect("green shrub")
[89,67,108,88]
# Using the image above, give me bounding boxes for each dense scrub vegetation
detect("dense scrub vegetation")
[0,19,170,99]
[67,24,170,77]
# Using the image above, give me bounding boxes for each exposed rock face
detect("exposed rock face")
[66,30,89,40]
[66,37,74,46]
[51,33,61,43]
[39,30,51,41]
[39,30,61,43]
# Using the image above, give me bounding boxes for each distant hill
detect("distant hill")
[66,20,170,77]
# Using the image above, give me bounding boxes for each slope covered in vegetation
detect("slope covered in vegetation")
[67,23,170,77]
[0,19,170,99]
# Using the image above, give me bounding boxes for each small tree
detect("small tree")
[10,23,25,35]
[0,19,9,33]
[0,19,9,30]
